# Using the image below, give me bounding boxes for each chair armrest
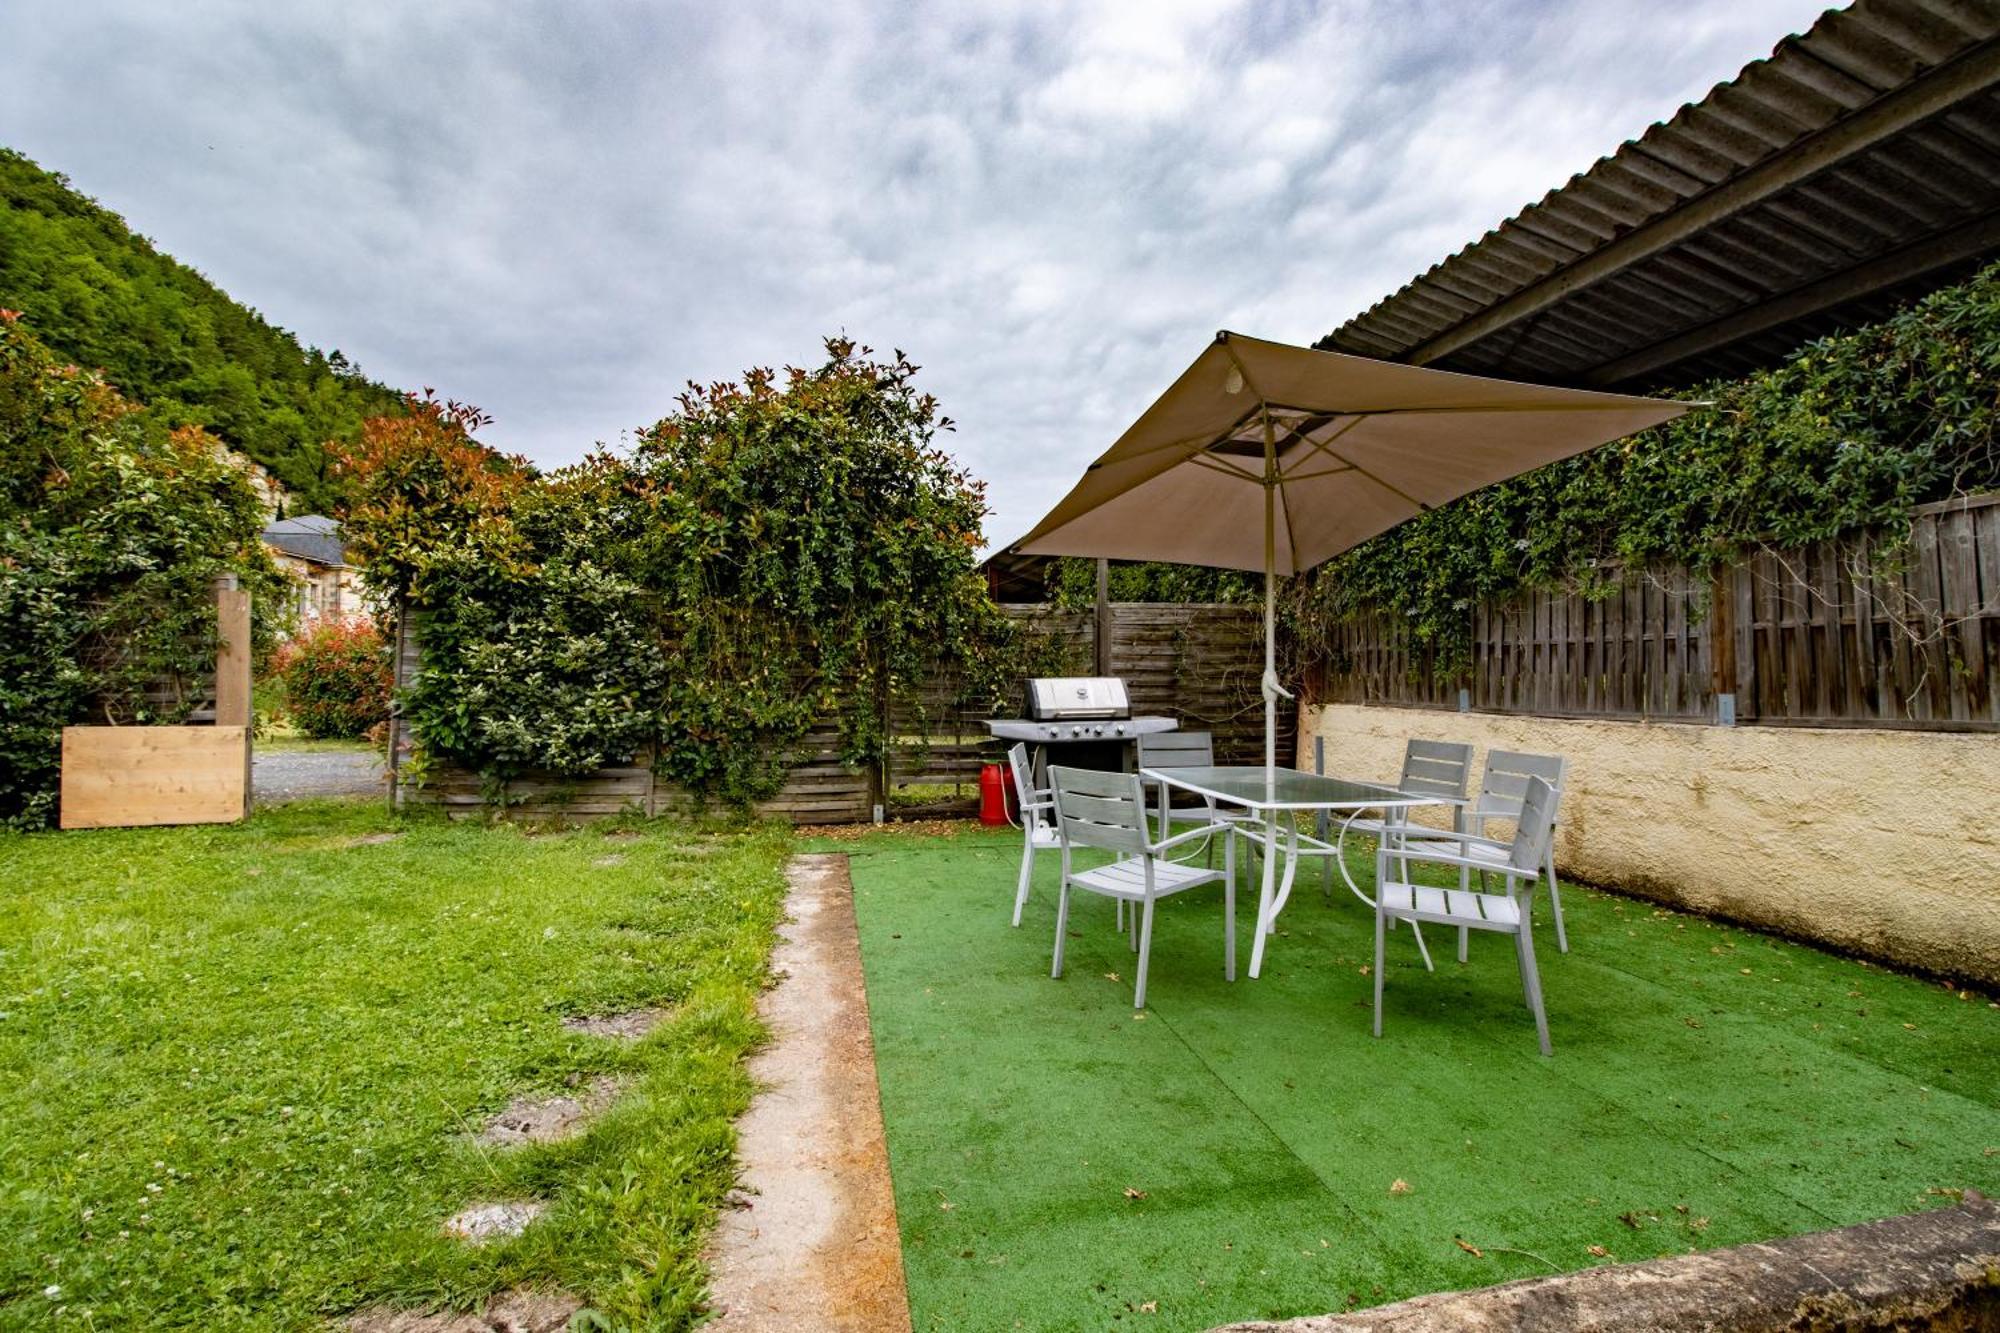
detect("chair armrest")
[1376,844,1533,878]
[1148,823,1228,856]
[1393,828,1512,852]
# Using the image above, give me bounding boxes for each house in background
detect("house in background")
[262,514,360,627]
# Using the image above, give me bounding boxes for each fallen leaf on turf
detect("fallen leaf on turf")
[1587,1245,1610,1258]
[1683,1017,1703,1029]
[1138,1301,1157,1313]
[1104,973,1120,982]
[1389,1179,1411,1195]
[1454,1237,1483,1257]
[1123,1187,1148,1200]
[1359,965,1371,976]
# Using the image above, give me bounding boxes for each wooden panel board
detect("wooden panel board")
[61,726,248,829]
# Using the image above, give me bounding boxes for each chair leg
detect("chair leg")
[1371,907,1387,1037]
[1224,835,1237,982]
[1051,877,1073,979]
[1134,898,1157,1009]
[1546,851,1569,953]
[1458,926,1470,965]
[1407,920,1435,972]
[1515,925,1552,1056]
[1012,840,1035,927]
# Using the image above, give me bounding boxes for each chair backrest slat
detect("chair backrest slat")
[1136,730,1214,768]
[1510,775,1559,875]
[1051,765,1149,855]
[1006,743,1046,828]
[1472,750,1568,821]
[1399,739,1473,801]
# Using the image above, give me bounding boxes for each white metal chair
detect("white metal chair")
[1049,765,1236,1009]
[1006,742,1060,927]
[1373,774,1560,1056]
[1399,750,1570,958]
[1326,737,1475,898]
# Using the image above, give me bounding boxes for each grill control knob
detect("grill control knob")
[1113,723,1125,734]
[1071,725,1083,736]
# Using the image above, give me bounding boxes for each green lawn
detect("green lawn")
[832,825,2000,1332]
[0,801,790,1330]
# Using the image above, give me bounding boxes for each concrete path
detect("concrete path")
[253,745,386,803]
[705,853,913,1333]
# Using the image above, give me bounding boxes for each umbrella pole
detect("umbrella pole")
[1264,484,1276,772]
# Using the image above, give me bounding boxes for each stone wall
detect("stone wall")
[1299,703,2000,987]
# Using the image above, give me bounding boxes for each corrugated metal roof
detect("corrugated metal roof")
[1322,0,2000,389]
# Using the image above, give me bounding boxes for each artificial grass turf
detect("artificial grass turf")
[0,800,790,1330]
[831,824,2000,1332]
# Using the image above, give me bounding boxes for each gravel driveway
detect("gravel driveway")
[253,746,387,803]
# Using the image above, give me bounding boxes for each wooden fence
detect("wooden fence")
[392,601,1284,821]
[1315,492,2000,732]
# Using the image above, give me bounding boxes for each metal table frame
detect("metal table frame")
[1140,764,1458,978]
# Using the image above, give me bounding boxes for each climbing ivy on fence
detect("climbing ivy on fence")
[1284,261,2000,677]
[343,339,1019,805]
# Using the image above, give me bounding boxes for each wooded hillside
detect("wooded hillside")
[0,149,406,511]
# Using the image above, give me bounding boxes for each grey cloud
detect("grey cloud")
[0,0,1829,547]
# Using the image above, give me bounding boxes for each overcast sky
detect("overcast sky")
[3,1,1831,548]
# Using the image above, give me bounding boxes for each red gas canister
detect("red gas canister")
[978,761,1011,826]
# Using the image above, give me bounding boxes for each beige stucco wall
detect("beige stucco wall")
[1298,704,2000,987]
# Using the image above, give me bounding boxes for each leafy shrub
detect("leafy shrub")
[0,311,289,828]
[341,339,1015,804]
[270,617,392,740]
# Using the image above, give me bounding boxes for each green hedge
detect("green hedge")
[0,314,289,828]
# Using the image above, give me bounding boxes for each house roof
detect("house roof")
[262,514,348,567]
[1320,0,2000,390]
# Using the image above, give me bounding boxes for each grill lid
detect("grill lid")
[1025,677,1130,720]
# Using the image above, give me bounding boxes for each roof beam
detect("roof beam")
[1402,36,2000,367]
[1579,208,2000,386]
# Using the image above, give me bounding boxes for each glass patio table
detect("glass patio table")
[1138,765,1455,978]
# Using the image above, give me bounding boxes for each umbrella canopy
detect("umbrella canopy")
[1011,331,1694,766]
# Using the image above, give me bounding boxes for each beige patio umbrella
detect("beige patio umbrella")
[1011,331,1693,768]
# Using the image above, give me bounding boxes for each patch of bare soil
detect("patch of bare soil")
[345,1288,583,1333]
[443,1200,547,1245]
[703,853,912,1332]
[475,1076,621,1148]
[561,1007,672,1040]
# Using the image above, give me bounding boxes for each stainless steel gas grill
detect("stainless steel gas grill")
[987,677,1178,781]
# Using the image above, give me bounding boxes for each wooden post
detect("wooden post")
[213,575,253,814]
[1094,558,1111,678]
[1708,569,1736,725]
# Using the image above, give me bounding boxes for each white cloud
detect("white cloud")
[0,0,1829,549]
